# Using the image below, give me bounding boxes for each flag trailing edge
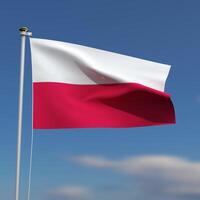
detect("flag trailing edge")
[30,38,175,129]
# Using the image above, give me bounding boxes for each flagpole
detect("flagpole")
[15,27,32,200]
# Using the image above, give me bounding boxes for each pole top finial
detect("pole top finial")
[19,27,32,36]
[19,27,29,32]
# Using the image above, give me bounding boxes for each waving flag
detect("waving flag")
[30,38,175,129]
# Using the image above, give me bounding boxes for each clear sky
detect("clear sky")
[0,0,200,200]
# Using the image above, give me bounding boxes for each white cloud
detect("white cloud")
[72,155,112,168]
[72,155,200,198]
[50,185,91,199]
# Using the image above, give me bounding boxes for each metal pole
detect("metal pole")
[15,27,32,200]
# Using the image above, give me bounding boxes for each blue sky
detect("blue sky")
[0,0,200,200]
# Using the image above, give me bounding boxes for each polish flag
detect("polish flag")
[30,38,175,129]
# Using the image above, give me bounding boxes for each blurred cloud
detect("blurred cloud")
[49,185,91,200]
[72,155,200,199]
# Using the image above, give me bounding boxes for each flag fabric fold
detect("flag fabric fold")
[30,38,175,129]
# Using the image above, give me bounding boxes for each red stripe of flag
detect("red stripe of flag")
[33,82,175,129]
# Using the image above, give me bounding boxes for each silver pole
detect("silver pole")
[15,27,32,200]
